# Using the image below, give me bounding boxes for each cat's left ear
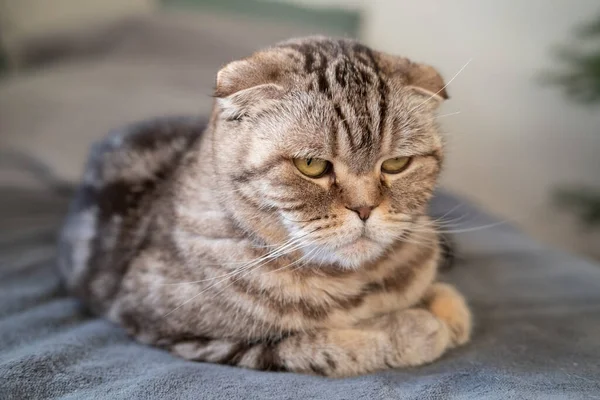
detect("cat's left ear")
[377,53,449,104]
[404,62,449,102]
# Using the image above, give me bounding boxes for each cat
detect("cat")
[58,36,471,378]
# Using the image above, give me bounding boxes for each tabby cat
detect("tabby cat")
[58,36,471,377]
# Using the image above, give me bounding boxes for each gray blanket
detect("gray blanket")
[1,174,600,399]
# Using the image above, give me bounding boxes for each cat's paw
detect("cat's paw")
[423,282,472,347]
[392,308,450,366]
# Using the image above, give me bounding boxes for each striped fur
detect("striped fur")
[59,37,471,377]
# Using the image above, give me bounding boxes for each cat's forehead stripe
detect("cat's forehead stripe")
[278,39,389,165]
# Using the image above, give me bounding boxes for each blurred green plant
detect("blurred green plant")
[0,48,8,76]
[555,187,600,228]
[545,15,600,104]
[545,14,600,228]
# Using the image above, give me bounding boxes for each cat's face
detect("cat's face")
[212,37,446,269]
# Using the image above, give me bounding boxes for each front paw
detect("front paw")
[391,309,450,367]
[423,282,472,347]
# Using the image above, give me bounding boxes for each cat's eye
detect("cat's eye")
[381,156,412,174]
[293,158,331,178]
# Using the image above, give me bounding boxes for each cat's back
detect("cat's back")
[58,117,206,313]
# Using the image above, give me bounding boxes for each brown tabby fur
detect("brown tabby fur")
[58,36,471,377]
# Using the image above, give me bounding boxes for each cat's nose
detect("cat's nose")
[346,205,375,221]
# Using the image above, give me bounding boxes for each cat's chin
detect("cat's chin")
[302,238,386,270]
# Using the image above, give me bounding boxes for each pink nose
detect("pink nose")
[346,206,374,221]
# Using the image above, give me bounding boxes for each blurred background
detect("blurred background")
[1,0,599,259]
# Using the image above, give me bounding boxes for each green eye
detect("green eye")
[293,158,331,178]
[381,156,411,174]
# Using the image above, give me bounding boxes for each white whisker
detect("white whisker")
[160,232,312,286]
[408,58,472,114]
[162,229,320,316]
[209,243,316,299]
[435,111,461,119]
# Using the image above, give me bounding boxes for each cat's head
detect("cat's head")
[211,37,447,269]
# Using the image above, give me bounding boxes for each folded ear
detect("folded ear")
[405,62,449,101]
[376,52,449,103]
[214,53,290,120]
[216,83,285,121]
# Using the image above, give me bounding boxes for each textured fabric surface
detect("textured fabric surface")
[1,173,600,399]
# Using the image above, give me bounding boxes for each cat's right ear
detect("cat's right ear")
[214,56,287,120]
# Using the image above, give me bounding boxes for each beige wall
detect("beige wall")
[362,0,600,258]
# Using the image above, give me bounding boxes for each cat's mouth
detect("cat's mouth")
[297,221,400,268]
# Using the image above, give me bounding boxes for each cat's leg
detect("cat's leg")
[170,282,471,377]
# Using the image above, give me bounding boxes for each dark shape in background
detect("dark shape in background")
[544,13,600,229]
